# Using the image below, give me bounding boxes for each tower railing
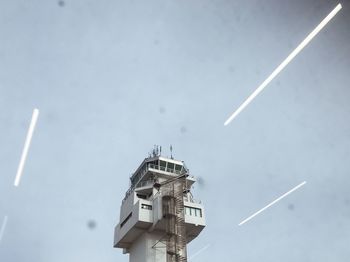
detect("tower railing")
[123,163,190,202]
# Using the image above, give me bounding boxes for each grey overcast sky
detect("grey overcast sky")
[0,0,350,261]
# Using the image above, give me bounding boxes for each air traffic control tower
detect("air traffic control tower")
[114,147,206,262]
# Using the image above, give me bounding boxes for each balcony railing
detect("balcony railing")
[123,163,188,202]
[137,179,154,188]
[184,195,202,204]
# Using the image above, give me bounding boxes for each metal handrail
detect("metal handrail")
[184,195,202,204]
[137,179,154,188]
[123,163,187,202]
[123,164,151,202]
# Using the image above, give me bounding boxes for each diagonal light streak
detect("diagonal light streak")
[14,108,40,187]
[224,3,342,126]
[238,181,306,226]
[0,216,8,244]
[188,244,211,261]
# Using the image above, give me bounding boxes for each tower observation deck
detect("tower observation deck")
[114,149,206,262]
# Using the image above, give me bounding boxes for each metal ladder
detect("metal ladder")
[162,179,187,262]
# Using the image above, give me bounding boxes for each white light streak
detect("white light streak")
[238,181,306,226]
[188,244,211,261]
[224,3,342,126]
[0,216,8,244]
[14,108,40,187]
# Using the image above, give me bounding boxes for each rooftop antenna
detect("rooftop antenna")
[152,145,156,157]
[170,145,173,159]
[151,145,162,157]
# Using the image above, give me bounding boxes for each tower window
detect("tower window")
[120,212,132,228]
[167,162,174,171]
[160,161,166,171]
[184,206,202,217]
[175,164,182,173]
[195,208,202,217]
[141,204,152,210]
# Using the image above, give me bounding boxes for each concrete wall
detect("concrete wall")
[129,232,167,262]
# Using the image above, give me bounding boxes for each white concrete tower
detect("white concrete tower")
[114,147,206,262]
